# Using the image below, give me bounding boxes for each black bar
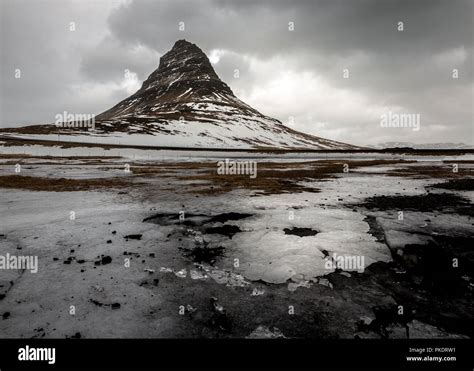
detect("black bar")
[0,339,472,369]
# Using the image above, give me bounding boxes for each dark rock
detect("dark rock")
[124,234,142,240]
[205,225,242,239]
[357,193,472,215]
[95,255,112,265]
[209,297,231,331]
[101,256,112,265]
[283,227,318,237]
[429,178,474,191]
[209,212,253,224]
[179,245,224,265]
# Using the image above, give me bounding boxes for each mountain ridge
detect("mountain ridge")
[1,39,359,150]
[375,142,473,150]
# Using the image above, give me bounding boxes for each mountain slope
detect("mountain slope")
[1,40,358,149]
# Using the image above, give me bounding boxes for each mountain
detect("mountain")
[1,40,357,150]
[376,142,473,150]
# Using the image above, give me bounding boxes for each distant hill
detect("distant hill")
[375,142,473,150]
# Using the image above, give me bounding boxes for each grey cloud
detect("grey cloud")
[79,36,160,82]
[0,0,121,125]
[1,0,472,145]
[107,0,473,57]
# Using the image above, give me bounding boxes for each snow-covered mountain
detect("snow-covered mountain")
[376,142,473,150]
[1,40,357,149]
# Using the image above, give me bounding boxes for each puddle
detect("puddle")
[283,227,318,237]
[208,212,253,223]
[124,234,142,240]
[143,211,253,226]
[399,235,473,295]
[429,178,474,191]
[204,225,242,238]
[179,245,225,265]
[143,211,252,263]
[142,212,207,226]
[358,193,472,214]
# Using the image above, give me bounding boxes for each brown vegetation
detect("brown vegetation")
[0,175,130,192]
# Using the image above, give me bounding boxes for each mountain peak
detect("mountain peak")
[98,39,238,120]
[172,39,195,50]
[3,39,357,149]
[133,38,229,98]
[91,40,357,149]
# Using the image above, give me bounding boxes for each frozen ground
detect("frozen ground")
[0,143,473,339]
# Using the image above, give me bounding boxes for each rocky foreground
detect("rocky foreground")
[0,148,473,338]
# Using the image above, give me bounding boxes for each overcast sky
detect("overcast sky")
[1,0,472,146]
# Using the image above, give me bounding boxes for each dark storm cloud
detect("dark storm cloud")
[87,0,474,144]
[106,0,472,57]
[0,0,124,125]
[1,0,472,145]
[103,0,473,90]
[79,36,160,82]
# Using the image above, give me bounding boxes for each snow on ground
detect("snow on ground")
[0,146,472,338]
[1,140,473,162]
[233,208,390,283]
[0,189,175,338]
[0,111,353,149]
